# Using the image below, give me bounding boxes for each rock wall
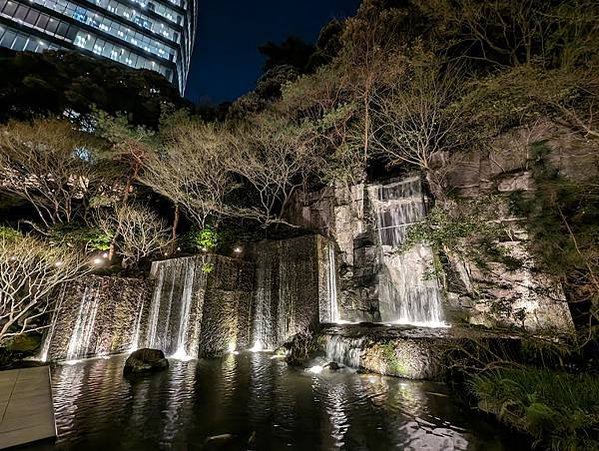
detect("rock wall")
[248,234,329,350]
[315,324,524,380]
[198,255,254,356]
[286,171,575,332]
[44,275,151,361]
[142,254,254,358]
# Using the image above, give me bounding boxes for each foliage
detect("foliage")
[201,262,215,274]
[0,118,107,227]
[141,117,236,228]
[402,198,521,273]
[0,226,21,242]
[0,49,188,126]
[48,224,113,252]
[187,227,219,252]
[510,142,599,328]
[94,204,170,268]
[471,367,599,450]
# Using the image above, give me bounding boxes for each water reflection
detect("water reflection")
[40,354,523,451]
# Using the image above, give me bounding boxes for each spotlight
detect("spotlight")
[233,246,243,254]
[93,257,103,265]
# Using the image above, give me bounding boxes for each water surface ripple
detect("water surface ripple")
[29,354,522,450]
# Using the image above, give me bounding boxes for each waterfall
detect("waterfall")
[38,284,66,362]
[129,293,145,352]
[327,241,340,323]
[325,335,364,369]
[369,177,447,327]
[66,284,101,360]
[251,248,274,351]
[142,256,208,359]
[171,261,197,358]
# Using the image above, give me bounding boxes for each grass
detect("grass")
[471,367,599,450]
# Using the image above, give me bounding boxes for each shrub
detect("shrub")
[471,367,599,450]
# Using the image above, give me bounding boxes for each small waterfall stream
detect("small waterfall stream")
[66,283,101,360]
[327,241,340,323]
[325,335,364,368]
[369,177,447,327]
[140,256,209,359]
[129,293,145,352]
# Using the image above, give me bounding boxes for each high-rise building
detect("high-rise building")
[0,0,197,94]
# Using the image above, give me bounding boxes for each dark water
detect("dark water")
[28,353,522,451]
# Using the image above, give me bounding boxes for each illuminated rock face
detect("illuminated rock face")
[141,255,254,358]
[286,174,575,333]
[248,235,330,351]
[43,275,151,361]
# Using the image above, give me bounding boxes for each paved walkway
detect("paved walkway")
[0,366,56,449]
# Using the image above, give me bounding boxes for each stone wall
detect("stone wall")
[315,324,524,380]
[248,234,329,350]
[285,172,575,332]
[198,255,254,356]
[46,275,151,361]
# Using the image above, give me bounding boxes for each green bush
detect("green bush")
[186,226,219,252]
[471,367,599,450]
[0,226,22,241]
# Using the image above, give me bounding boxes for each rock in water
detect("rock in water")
[123,348,169,374]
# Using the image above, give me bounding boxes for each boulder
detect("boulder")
[123,348,169,374]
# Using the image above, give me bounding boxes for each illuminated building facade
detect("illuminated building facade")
[0,0,196,93]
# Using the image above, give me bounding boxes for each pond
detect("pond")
[27,353,523,450]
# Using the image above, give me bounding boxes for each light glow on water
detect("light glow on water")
[307,365,324,374]
[47,353,515,450]
[170,349,194,361]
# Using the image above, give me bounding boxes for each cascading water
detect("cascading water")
[325,335,364,369]
[66,284,101,360]
[129,293,145,352]
[140,256,208,359]
[327,241,340,323]
[369,177,447,327]
[38,284,67,362]
[251,249,274,351]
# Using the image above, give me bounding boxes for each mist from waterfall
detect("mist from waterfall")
[140,256,208,359]
[66,283,101,360]
[369,177,447,328]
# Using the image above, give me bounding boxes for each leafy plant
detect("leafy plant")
[471,367,599,450]
[201,262,215,274]
[187,226,219,252]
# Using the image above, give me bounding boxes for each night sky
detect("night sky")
[184,0,361,103]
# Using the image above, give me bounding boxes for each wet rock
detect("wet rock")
[123,348,168,374]
[325,361,341,371]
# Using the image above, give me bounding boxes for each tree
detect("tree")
[141,118,237,230]
[227,114,316,225]
[0,229,88,343]
[0,118,105,228]
[94,204,170,268]
[0,49,189,126]
[372,52,466,196]
[258,36,315,73]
